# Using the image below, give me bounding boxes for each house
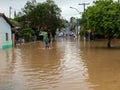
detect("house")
[0,13,14,49]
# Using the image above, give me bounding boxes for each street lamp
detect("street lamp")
[70,6,82,39]
[70,6,82,14]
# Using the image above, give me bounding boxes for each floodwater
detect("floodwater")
[0,38,120,90]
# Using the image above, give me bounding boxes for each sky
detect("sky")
[0,0,95,20]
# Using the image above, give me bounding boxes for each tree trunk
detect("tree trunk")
[107,38,111,48]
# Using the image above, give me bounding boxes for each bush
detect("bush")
[20,28,35,42]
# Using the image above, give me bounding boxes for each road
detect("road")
[0,38,120,90]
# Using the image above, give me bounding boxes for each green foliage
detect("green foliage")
[85,0,120,36]
[84,0,120,47]
[20,28,35,41]
[22,0,37,15]
[79,30,84,38]
[15,0,64,37]
[9,18,22,27]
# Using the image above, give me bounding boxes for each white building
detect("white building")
[0,13,13,49]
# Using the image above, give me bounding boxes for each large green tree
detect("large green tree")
[15,0,37,28]
[15,0,63,39]
[84,0,120,48]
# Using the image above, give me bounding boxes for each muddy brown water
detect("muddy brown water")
[0,39,120,90]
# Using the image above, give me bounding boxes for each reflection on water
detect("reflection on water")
[80,40,120,90]
[0,39,120,90]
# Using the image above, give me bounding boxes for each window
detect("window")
[6,33,8,41]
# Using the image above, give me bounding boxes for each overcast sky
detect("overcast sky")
[0,0,95,20]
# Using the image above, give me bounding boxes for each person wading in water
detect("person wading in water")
[44,35,50,49]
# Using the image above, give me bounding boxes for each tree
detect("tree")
[14,0,37,28]
[15,0,63,40]
[30,0,62,38]
[85,0,120,48]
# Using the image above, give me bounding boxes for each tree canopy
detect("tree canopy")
[84,0,120,47]
[15,0,63,38]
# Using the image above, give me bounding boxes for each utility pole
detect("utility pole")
[78,3,90,13]
[78,3,90,40]
[14,10,16,18]
[9,6,12,18]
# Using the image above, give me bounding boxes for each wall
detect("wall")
[0,17,12,49]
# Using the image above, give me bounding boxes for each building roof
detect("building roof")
[0,13,13,27]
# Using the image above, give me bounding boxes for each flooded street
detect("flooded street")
[0,38,120,90]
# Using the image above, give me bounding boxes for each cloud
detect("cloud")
[0,0,94,20]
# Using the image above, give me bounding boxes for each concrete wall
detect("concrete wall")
[0,17,12,49]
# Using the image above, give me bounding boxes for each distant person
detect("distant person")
[44,36,50,49]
